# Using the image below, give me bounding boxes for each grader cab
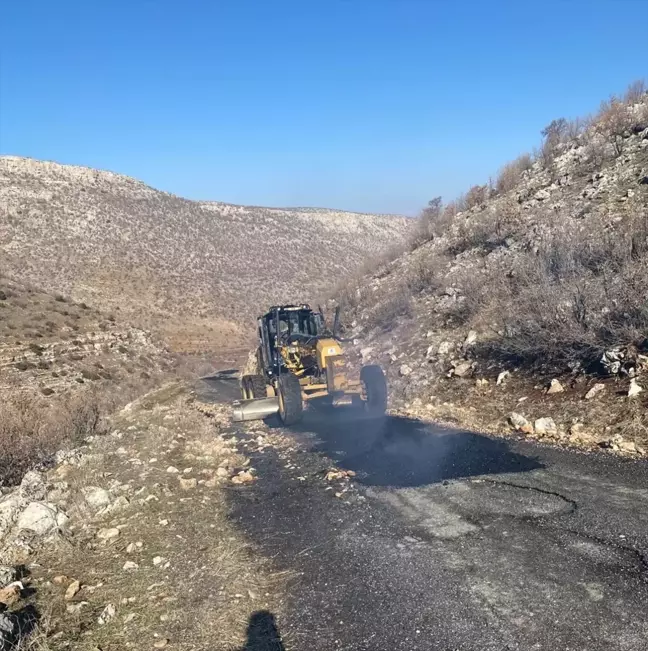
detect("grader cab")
[236,304,387,425]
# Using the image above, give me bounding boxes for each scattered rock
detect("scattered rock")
[569,423,585,436]
[179,478,197,490]
[166,466,180,474]
[122,561,139,571]
[152,556,166,566]
[534,417,558,438]
[64,580,81,601]
[215,467,230,478]
[508,412,533,434]
[0,583,21,607]
[497,371,510,385]
[98,603,116,625]
[16,502,68,535]
[618,440,638,454]
[601,434,626,451]
[82,486,112,511]
[628,379,643,398]
[66,601,89,614]
[451,361,474,378]
[475,378,489,387]
[97,495,129,516]
[96,527,120,541]
[19,471,47,501]
[0,566,17,589]
[360,347,373,361]
[547,379,564,394]
[438,341,454,356]
[0,494,22,539]
[325,469,356,481]
[52,575,69,585]
[153,640,169,649]
[399,364,413,377]
[584,383,605,400]
[231,470,256,485]
[463,331,478,347]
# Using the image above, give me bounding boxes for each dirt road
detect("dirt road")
[201,376,648,651]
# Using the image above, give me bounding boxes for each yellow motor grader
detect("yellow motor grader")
[235,304,387,425]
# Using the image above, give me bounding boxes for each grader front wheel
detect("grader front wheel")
[277,374,304,425]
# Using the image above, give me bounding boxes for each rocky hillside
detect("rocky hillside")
[338,83,648,456]
[0,157,410,353]
[0,276,170,396]
[0,275,174,486]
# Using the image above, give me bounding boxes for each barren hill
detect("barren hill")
[0,157,410,353]
[337,83,648,454]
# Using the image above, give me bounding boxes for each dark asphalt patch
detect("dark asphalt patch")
[268,408,544,487]
[200,379,648,650]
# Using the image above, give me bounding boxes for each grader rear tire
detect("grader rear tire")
[277,373,303,425]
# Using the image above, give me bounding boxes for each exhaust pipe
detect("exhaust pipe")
[232,397,280,422]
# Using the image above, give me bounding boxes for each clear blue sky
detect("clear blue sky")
[1,0,646,215]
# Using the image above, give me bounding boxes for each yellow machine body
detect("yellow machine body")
[237,304,386,424]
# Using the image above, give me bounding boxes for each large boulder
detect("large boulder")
[16,502,68,535]
[0,494,22,540]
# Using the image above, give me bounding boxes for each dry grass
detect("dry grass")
[0,392,105,486]
[364,290,413,333]
[19,390,289,651]
[469,212,648,370]
[496,154,533,194]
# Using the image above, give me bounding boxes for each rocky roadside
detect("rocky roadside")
[0,382,288,651]
[351,330,648,460]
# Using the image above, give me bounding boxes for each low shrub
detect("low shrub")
[0,391,107,486]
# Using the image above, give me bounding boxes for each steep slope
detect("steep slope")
[338,85,648,455]
[0,157,410,352]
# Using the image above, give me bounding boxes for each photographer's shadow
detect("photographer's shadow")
[239,610,286,651]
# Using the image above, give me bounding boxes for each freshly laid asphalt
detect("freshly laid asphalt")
[201,376,648,651]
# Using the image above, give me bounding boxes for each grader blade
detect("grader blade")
[232,397,279,422]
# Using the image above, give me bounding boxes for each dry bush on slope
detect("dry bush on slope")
[465,212,648,370]
[496,154,533,194]
[0,391,105,486]
[344,81,648,376]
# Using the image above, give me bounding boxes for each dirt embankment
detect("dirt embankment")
[0,382,295,651]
